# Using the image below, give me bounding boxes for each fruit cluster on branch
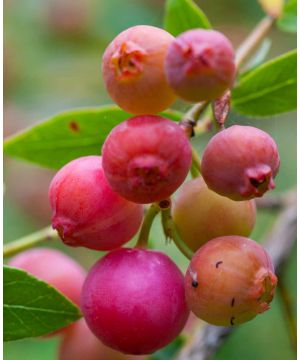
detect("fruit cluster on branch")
[9,22,283,358]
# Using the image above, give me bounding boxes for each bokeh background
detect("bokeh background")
[4,0,296,359]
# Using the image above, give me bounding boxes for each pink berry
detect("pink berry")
[9,248,86,307]
[172,177,256,252]
[81,248,189,355]
[201,125,280,200]
[102,115,192,204]
[49,156,143,250]
[102,25,176,114]
[185,236,277,326]
[165,29,236,102]
[59,319,145,360]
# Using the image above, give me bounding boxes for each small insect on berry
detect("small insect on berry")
[185,236,277,326]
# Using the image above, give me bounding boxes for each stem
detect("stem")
[3,226,58,258]
[135,203,160,248]
[235,16,275,69]
[182,101,209,124]
[161,208,194,260]
[191,146,201,177]
[278,279,297,352]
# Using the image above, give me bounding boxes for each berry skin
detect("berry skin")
[201,125,280,200]
[165,29,236,102]
[81,248,189,355]
[172,177,256,252]
[9,248,86,307]
[49,156,143,250]
[185,236,277,326]
[102,115,192,204]
[102,25,176,114]
[59,319,145,360]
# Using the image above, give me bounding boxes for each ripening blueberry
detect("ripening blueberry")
[49,156,143,250]
[201,125,280,200]
[9,248,86,307]
[172,177,256,251]
[59,319,145,360]
[81,248,189,354]
[102,25,176,114]
[102,115,192,204]
[165,29,236,102]
[185,236,277,326]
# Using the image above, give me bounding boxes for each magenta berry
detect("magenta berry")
[102,25,176,114]
[59,319,145,360]
[172,177,256,251]
[165,29,236,102]
[102,115,192,204]
[9,248,86,307]
[81,248,189,355]
[185,236,277,326]
[201,125,280,200]
[49,156,143,250]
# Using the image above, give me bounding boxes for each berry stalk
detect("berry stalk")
[135,203,161,248]
[3,226,58,258]
[161,206,194,260]
[235,16,275,69]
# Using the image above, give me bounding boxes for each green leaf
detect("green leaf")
[4,106,182,169]
[4,266,82,341]
[164,0,211,36]
[277,0,297,33]
[232,50,297,117]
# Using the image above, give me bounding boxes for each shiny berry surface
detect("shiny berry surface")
[81,248,189,354]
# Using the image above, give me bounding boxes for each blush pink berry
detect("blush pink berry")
[172,177,256,251]
[102,25,176,114]
[59,319,145,360]
[102,115,192,204]
[49,156,143,250]
[9,248,86,307]
[81,248,189,355]
[201,125,280,200]
[165,29,236,102]
[185,236,277,326]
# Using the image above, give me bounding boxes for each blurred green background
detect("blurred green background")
[4,0,296,359]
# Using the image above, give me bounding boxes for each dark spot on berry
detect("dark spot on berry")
[231,298,235,307]
[192,280,198,288]
[230,317,235,326]
[216,261,223,268]
[69,121,80,132]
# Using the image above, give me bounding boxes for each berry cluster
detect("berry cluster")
[10,25,280,357]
